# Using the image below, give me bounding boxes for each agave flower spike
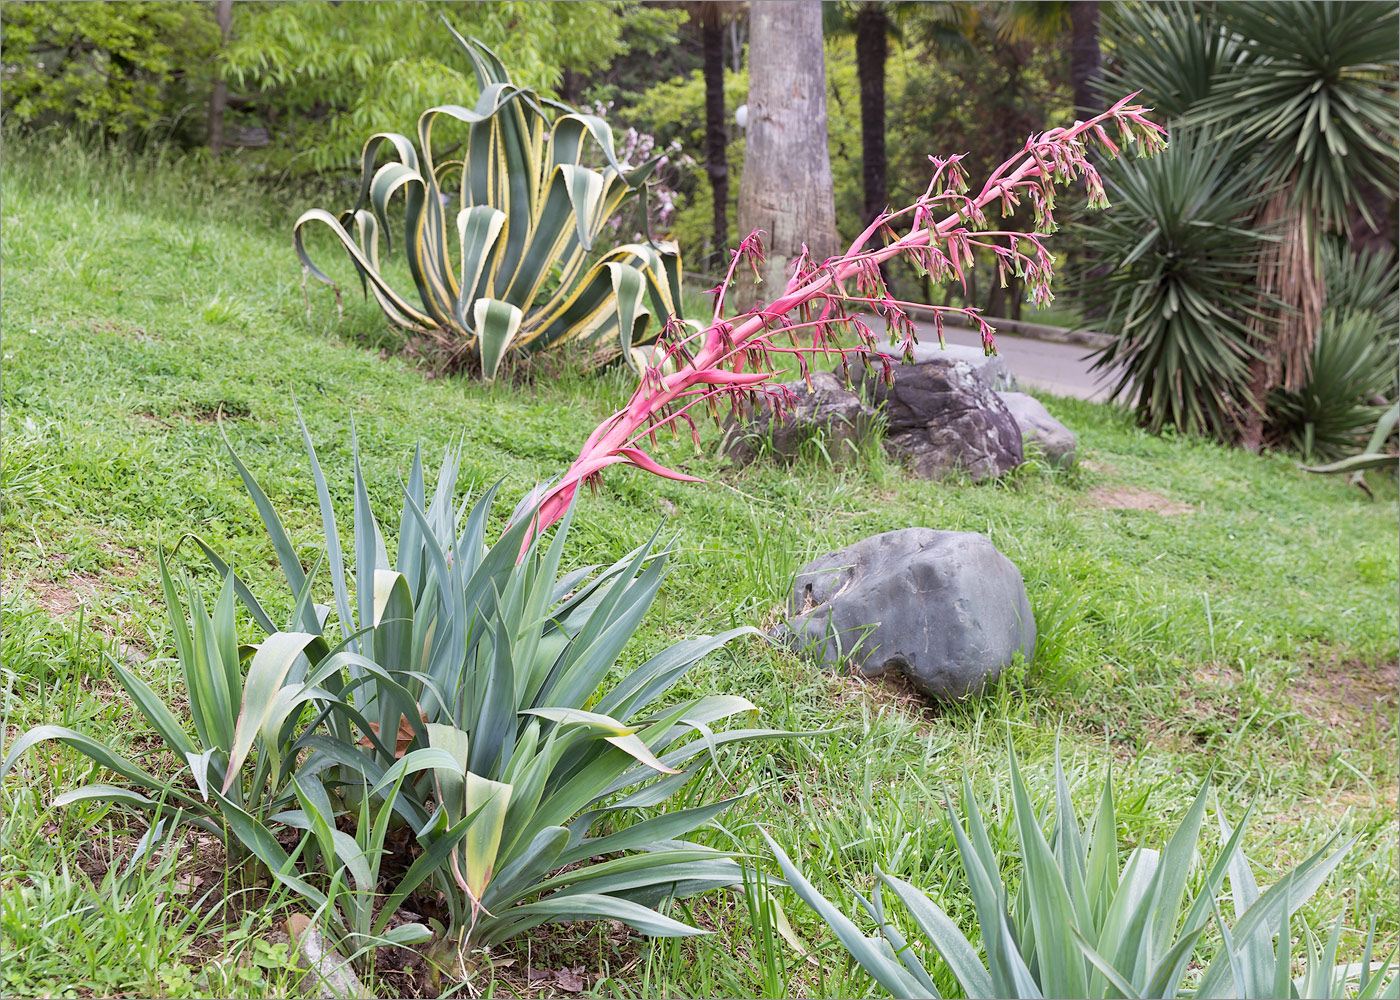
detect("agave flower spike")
[523,96,1167,539]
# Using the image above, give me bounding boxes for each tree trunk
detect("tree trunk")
[207,0,233,156]
[1239,187,1323,452]
[854,3,889,233]
[701,12,730,268]
[559,68,585,105]
[1069,1,1101,117]
[738,1,839,307]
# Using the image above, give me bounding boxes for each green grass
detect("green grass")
[2,136,1397,999]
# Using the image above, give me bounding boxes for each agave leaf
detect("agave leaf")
[224,631,323,792]
[483,892,704,946]
[371,805,481,937]
[760,831,929,999]
[858,889,940,997]
[473,299,525,381]
[1301,452,1398,474]
[219,429,321,635]
[1084,770,1119,931]
[109,657,198,758]
[175,535,278,636]
[461,772,513,908]
[880,871,995,998]
[289,777,373,894]
[594,628,760,719]
[1,726,197,805]
[1071,925,1144,1000]
[1008,750,1087,999]
[51,783,158,812]
[1193,836,1353,998]
[557,797,743,869]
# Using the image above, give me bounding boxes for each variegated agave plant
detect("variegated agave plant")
[294,23,687,380]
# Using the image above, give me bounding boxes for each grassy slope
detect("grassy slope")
[2,140,1396,998]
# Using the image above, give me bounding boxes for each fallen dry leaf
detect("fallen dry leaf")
[357,708,429,759]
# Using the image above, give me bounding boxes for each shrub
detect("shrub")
[1073,128,1270,439]
[0,1,218,142]
[294,26,688,380]
[766,748,1398,1000]
[1269,310,1397,463]
[2,421,787,957]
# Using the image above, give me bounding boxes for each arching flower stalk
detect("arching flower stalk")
[527,95,1167,536]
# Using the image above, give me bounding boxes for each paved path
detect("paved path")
[917,321,1127,402]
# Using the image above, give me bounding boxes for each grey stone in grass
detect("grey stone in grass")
[839,341,1018,392]
[903,340,1020,391]
[724,371,877,466]
[782,527,1035,700]
[997,391,1077,467]
[865,360,1023,482]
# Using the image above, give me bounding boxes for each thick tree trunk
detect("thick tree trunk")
[738,1,839,307]
[701,12,730,267]
[207,0,233,156]
[1239,188,1323,452]
[854,4,888,232]
[1069,1,1101,116]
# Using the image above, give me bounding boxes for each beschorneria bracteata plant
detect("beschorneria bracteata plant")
[527,95,1167,534]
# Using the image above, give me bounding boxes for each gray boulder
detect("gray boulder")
[904,341,1019,391]
[866,360,1023,481]
[784,528,1035,700]
[836,341,1018,392]
[997,391,1077,467]
[724,371,876,466]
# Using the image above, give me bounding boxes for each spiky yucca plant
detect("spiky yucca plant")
[1074,129,1271,438]
[295,23,687,379]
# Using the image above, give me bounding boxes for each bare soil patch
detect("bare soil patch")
[29,572,105,617]
[1289,656,1399,735]
[1086,484,1194,515]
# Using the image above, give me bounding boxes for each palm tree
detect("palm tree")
[683,2,747,268]
[1199,2,1399,449]
[997,1,1103,115]
[853,2,892,231]
[1083,0,1399,448]
[737,0,839,300]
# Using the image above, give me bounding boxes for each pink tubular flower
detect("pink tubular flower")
[523,96,1168,544]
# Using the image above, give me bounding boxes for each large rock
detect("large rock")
[866,360,1023,481]
[724,371,876,466]
[997,391,1077,467]
[784,528,1035,699]
[904,341,1019,391]
[835,341,1018,392]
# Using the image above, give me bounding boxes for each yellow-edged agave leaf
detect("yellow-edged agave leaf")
[291,25,685,378]
[474,299,525,381]
[463,772,513,908]
[224,631,323,792]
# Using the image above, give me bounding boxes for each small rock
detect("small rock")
[783,528,1035,700]
[866,361,1023,481]
[724,371,876,466]
[997,391,1077,467]
[287,914,372,999]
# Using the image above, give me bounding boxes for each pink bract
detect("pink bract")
[527,95,1167,540]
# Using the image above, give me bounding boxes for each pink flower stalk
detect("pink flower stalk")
[529,96,1167,537]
